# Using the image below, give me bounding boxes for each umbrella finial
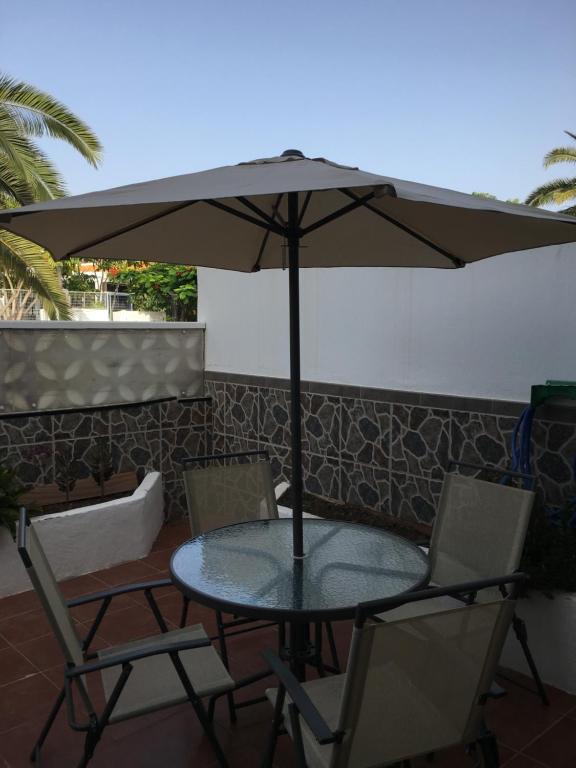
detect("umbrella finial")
[281,149,304,158]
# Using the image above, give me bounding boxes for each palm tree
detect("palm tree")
[525,131,576,217]
[0,73,102,318]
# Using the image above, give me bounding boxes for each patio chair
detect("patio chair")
[376,461,548,704]
[17,508,234,768]
[180,451,341,690]
[261,573,525,768]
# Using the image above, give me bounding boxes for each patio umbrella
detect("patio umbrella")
[2,148,576,559]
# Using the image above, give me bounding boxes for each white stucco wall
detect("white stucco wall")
[0,472,164,597]
[198,243,576,402]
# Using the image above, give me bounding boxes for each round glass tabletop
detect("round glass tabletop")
[171,519,430,622]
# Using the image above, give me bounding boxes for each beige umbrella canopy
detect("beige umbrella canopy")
[2,149,576,557]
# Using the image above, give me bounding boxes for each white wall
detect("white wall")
[198,243,576,403]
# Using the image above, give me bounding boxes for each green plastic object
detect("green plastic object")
[530,380,576,409]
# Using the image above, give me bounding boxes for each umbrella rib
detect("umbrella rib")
[204,199,284,237]
[66,200,199,258]
[252,193,285,272]
[237,197,282,229]
[340,189,465,268]
[298,191,313,226]
[299,190,377,236]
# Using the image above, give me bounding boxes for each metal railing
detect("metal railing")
[0,290,133,321]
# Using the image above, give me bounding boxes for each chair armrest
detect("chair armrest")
[66,579,173,607]
[67,636,212,678]
[263,650,340,745]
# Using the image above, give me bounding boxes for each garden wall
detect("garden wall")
[206,372,576,524]
[0,397,210,520]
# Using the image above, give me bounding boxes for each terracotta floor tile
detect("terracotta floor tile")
[0,711,86,768]
[0,673,59,734]
[68,591,139,622]
[139,547,175,571]
[82,604,174,645]
[58,573,109,598]
[0,590,39,621]
[16,633,68,672]
[0,609,54,645]
[0,647,37,686]
[0,633,8,650]
[504,755,550,767]
[524,716,576,767]
[151,520,189,552]
[91,560,158,587]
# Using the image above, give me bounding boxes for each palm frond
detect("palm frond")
[565,131,576,141]
[525,177,576,207]
[560,204,576,217]
[0,231,71,319]
[0,74,102,167]
[543,146,576,168]
[0,108,66,203]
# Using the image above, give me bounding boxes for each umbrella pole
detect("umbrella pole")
[288,191,304,559]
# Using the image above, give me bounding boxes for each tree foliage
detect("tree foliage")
[0,73,102,318]
[525,130,576,216]
[113,262,197,321]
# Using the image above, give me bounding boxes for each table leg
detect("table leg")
[289,622,310,681]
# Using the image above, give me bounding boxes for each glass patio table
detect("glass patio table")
[170,518,430,676]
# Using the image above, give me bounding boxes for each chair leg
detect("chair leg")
[179,595,190,628]
[216,610,237,723]
[30,686,66,762]
[325,622,341,673]
[261,686,286,768]
[512,614,549,706]
[476,731,500,767]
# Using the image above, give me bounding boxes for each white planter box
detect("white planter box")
[500,590,576,694]
[0,472,164,598]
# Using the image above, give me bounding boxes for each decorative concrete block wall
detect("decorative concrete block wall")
[0,397,210,520]
[206,372,576,525]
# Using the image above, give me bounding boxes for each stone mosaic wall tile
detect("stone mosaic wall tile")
[531,419,576,506]
[303,453,339,500]
[260,388,291,448]
[226,383,259,442]
[163,480,188,521]
[0,442,53,487]
[112,430,161,484]
[341,461,390,514]
[391,405,450,480]
[391,472,442,524]
[341,398,390,468]
[451,411,515,469]
[302,393,340,459]
[110,403,160,434]
[54,437,114,482]
[52,411,109,441]
[205,380,226,436]
[265,442,291,486]
[0,414,52,447]
[160,427,206,483]
[161,399,206,429]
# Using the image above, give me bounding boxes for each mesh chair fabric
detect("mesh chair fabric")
[336,601,514,767]
[22,523,84,667]
[430,474,534,587]
[183,460,278,535]
[99,624,234,721]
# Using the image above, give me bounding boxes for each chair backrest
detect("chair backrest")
[17,511,84,668]
[333,599,514,767]
[429,473,534,586]
[183,459,279,536]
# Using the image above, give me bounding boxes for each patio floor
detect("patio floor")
[0,519,574,768]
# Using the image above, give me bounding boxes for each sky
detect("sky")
[3,0,575,202]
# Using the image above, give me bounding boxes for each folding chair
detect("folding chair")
[262,573,525,768]
[17,508,234,768]
[377,460,548,705]
[181,451,341,691]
